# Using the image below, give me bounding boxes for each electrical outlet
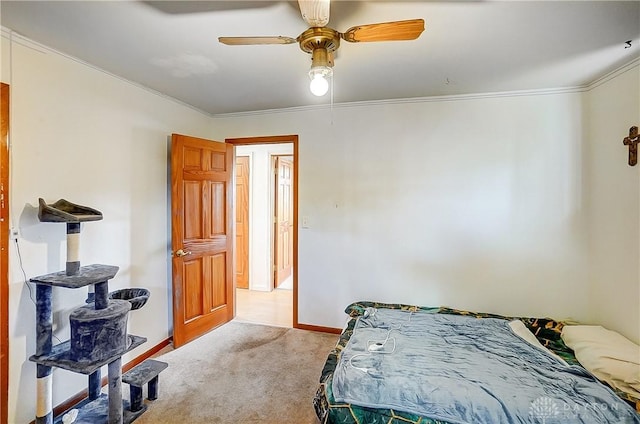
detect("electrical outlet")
[10,228,19,240]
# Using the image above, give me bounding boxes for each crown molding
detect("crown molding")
[212,85,589,119]
[0,27,214,118]
[212,57,640,119]
[3,26,637,120]
[586,57,640,91]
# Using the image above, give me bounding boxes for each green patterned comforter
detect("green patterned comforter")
[312,301,639,424]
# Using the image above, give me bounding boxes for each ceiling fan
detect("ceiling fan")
[219,0,425,96]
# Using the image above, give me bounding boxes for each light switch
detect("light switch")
[302,216,310,228]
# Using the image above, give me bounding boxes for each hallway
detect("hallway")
[235,288,292,328]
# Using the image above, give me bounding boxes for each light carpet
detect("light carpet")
[134,320,339,424]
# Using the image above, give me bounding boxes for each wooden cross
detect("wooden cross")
[623,126,639,166]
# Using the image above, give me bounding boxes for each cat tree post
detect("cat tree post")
[66,222,81,276]
[35,284,53,424]
[65,221,102,401]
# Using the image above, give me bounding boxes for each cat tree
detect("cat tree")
[30,199,154,424]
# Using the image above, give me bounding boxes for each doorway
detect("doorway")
[227,136,298,328]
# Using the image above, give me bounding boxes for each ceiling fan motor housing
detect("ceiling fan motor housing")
[298,27,340,55]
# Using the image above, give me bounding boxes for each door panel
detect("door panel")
[211,253,227,308]
[171,134,234,348]
[183,260,204,321]
[209,182,226,236]
[184,181,202,239]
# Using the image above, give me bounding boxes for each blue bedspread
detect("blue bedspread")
[332,308,640,423]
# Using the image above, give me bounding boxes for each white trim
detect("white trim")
[0,27,213,118]
[586,57,640,91]
[210,57,640,118]
[211,85,588,119]
[3,25,637,120]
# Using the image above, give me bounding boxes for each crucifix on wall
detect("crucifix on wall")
[623,126,639,166]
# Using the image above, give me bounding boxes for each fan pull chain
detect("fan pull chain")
[330,74,334,126]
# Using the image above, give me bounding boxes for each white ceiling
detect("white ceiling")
[1,1,638,115]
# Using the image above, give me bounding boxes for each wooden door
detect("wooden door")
[171,134,234,348]
[235,156,249,289]
[274,156,293,287]
[1,83,9,424]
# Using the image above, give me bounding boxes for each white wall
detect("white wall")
[1,34,213,423]
[585,62,640,343]
[213,91,592,330]
[218,65,640,344]
[236,143,293,291]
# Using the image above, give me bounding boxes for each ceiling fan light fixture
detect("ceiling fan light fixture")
[308,46,333,96]
[309,65,332,96]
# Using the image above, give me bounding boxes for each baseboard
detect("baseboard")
[121,337,172,373]
[295,323,342,334]
[31,337,172,424]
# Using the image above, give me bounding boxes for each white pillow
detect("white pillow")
[508,320,566,364]
[561,325,640,400]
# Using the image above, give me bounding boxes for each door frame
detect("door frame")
[225,135,299,328]
[1,83,9,424]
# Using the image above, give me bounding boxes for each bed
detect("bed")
[313,301,640,424]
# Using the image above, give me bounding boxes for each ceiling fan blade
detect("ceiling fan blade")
[218,36,297,45]
[298,0,330,27]
[341,19,425,43]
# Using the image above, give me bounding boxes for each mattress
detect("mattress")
[313,301,640,424]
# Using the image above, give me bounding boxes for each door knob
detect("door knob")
[175,249,192,257]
